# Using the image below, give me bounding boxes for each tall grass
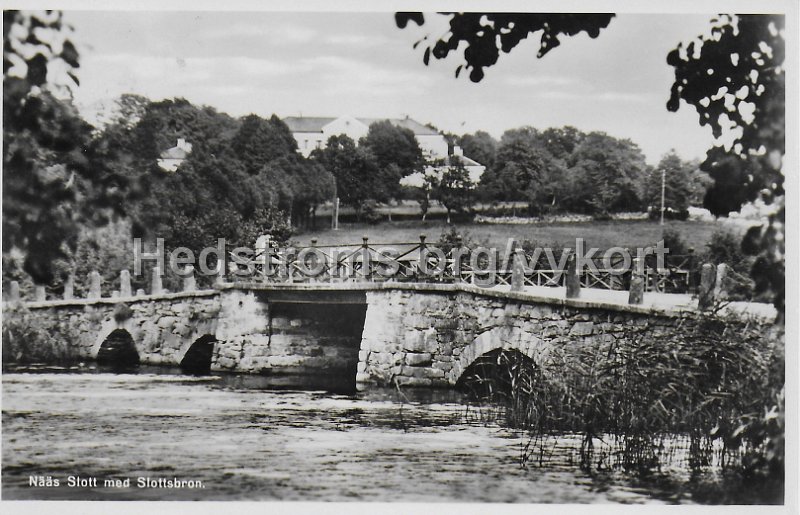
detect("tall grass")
[458,314,784,483]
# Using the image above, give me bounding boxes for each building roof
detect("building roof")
[358,117,441,136]
[159,146,190,160]
[282,116,441,136]
[282,116,338,133]
[449,155,483,167]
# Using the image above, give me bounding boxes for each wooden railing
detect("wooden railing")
[231,236,699,294]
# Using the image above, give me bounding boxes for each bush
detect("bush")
[661,228,691,256]
[706,228,747,267]
[435,227,487,254]
[360,201,384,225]
[2,306,82,365]
[704,228,755,300]
[519,239,568,270]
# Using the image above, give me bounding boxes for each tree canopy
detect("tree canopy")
[395,12,615,82]
[459,131,498,169]
[667,14,785,312]
[3,10,127,283]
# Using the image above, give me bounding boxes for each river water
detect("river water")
[0,367,766,503]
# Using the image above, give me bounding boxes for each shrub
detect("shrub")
[706,227,748,268]
[661,228,691,256]
[2,306,82,365]
[360,201,383,225]
[704,228,755,300]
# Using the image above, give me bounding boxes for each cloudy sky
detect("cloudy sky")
[66,11,720,164]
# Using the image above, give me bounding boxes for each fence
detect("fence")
[236,235,700,295]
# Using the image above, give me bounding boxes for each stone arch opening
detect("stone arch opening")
[456,348,537,401]
[180,335,217,375]
[96,329,140,369]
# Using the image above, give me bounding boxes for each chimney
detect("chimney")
[453,145,464,157]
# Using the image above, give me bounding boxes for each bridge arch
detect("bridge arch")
[447,326,551,385]
[179,335,217,374]
[96,329,140,368]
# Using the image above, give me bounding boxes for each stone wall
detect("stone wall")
[5,292,221,365]
[8,283,771,389]
[212,289,366,378]
[356,287,712,389]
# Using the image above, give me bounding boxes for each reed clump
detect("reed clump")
[458,314,784,483]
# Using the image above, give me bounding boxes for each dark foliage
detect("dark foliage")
[396,13,615,82]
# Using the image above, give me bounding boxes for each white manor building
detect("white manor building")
[282,115,485,187]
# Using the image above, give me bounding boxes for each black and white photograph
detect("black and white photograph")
[1,1,796,513]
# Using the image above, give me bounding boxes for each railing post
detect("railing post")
[34,285,46,302]
[256,234,270,279]
[511,254,524,292]
[88,271,102,299]
[565,253,580,299]
[183,265,196,292]
[7,281,20,302]
[628,258,645,305]
[454,235,464,282]
[418,234,427,279]
[698,263,716,310]
[362,236,371,281]
[63,275,74,300]
[120,270,132,297]
[713,263,728,301]
[287,249,295,284]
[135,288,146,297]
[151,267,163,295]
[687,247,695,290]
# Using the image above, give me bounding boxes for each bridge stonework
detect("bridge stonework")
[10,291,221,365]
[211,288,365,375]
[355,286,703,389]
[6,283,771,389]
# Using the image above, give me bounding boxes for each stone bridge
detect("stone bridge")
[3,280,775,390]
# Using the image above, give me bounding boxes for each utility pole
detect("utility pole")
[332,179,339,231]
[660,167,666,226]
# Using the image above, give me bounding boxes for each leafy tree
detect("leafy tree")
[395,12,615,82]
[479,127,568,215]
[396,12,785,310]
[540,126,585,161]
[459,130,498,169]
[91,93,149,131]
[125,97,239,168]
[644,151,695,220]
[312,134,386,220]
[226,114,333,226]
[568,132,648,217]
[667,14,784,311]
[229,114,299,173]
[359,120,424,198]
[3,10,126,284]
[433,158,475,223]
[687,165,713,207]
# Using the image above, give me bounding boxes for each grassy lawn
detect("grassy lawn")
[296,218,742,253]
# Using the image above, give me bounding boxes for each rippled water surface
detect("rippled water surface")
[1,369,750,503]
